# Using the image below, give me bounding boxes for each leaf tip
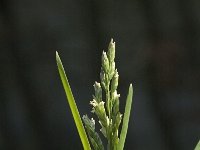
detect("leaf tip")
[56,51,59,60]
[129,83,133,91]
[56,51,62,67]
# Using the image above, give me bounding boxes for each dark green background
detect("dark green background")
[0,0,200,149]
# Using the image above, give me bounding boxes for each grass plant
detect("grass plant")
[56,39,133,150]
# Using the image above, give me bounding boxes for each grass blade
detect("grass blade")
[118,84,133,150]
[195,140,200,150]
[56,51,91,150]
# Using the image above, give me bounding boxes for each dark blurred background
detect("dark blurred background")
[0,0,200,150]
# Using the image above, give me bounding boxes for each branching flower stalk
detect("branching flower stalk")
[82,39,131,150]
[56,39,133,150]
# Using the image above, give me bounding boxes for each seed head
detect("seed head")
[111,69,119,93]
[108,38,115,62]
[93,82,102,102]
[102,51,109,73]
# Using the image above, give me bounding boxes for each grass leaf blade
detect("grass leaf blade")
[195,140,200,150]
[56,51,91,150]
[118,84,133,150]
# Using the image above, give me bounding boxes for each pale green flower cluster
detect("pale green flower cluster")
[83,39,122,150]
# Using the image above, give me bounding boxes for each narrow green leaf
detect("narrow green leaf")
[118,84,133,150]
[56,51,91,150]
[195,140,200,150]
